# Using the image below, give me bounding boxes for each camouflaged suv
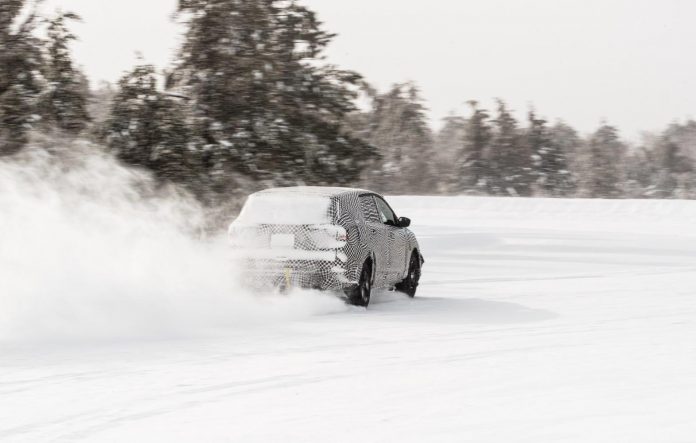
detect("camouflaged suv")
[228,187,424,306]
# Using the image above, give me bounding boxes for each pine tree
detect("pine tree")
[86,81,116,138]
[0,0,44,155]
[39,12,90,135]
[549,121,582,193]
[580,124,626,197]
[624,147,656,198]
[527,111,572,196]
[649,124,694,198]
[434,114,467,192]
[39,11,90,134]
[459,101,491,193]
[488,100,531,196]
[172,0,374,189]
[361,82,434,194]
[106,64,200,194]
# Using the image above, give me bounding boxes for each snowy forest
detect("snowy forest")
[2,0,696,221]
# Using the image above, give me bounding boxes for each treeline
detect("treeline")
[2,0,695,214]
[352,86,696,199]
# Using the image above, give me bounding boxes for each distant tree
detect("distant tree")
[549,121,582,192]
[106,64,201,194]
[659,140,692,175]
[0,0,44,155]
[580,124,626,197]
[172,0,374,190]
[660,120,696,160]
[39,11,90,134]
[526,111,572,196]
[434,114,467,192]
[487,100,531,196]
[645,124,695,198]
[361,82,434,194]
[458,101,491,193]
[624,146,656,198]
[86,81,116,138]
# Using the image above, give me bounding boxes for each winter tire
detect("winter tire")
[346,260,372,307]
[396,251,421,298]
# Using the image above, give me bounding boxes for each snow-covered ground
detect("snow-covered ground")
[2,196,696,442]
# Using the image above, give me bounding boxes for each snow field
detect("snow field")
[1,156,696,442]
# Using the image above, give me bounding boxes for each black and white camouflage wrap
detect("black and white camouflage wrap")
[228,187,423,292]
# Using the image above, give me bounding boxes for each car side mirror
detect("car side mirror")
[398,217,411,228]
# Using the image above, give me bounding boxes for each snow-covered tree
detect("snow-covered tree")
[549,121,582,191]
[172,0,374,189]
[579,124,626,197]
[634,122,696,198]
[106,64,200,194]
[0,0,44,155]
[359,82,434,194]
[39,11,90,134]
[487,100,531,196]
[526,111,572,196]
[458,101,491,193]
[434,114,467,193]
[86,81,116,138]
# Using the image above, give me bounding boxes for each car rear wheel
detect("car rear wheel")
[396,252,421,298]
[346,260,372,307]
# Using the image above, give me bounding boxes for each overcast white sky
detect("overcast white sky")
[42,0,696,138]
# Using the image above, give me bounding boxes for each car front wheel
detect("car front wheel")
[396,252,421,298]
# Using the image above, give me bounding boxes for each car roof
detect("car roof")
[252,186,373,198]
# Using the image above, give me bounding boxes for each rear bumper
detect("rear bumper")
[231,248,338,262]
[231,250,354,291]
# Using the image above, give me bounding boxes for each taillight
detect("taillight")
[333,226,348,245]
[307,225,347,249]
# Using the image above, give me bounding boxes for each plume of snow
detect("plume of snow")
[0,140,345,343]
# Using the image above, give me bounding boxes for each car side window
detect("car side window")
[374,197,398,226]
[360,196,381,223]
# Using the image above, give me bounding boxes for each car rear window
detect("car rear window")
[236,194,333,225]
